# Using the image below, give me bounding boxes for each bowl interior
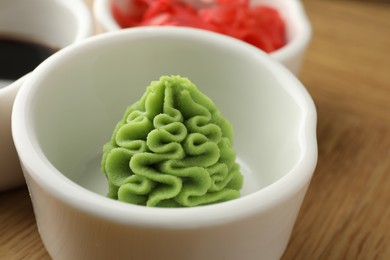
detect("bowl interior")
[26,28,303,198]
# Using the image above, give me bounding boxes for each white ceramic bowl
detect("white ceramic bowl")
[0,0,93,191]
[93,0,312,75]
[12,27,317,260]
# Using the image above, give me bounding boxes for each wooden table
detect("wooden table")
[1,0,389,259]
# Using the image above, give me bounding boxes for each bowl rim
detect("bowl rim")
[268,0,312,63]
[62,0,95,43]
[12,27,317,229]
[93,0,312,65]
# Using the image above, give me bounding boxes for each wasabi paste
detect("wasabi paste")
[101,76,243,207]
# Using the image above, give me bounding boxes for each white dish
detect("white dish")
[12,27,317,259]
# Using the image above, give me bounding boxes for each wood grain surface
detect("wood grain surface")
[1,0,389,259]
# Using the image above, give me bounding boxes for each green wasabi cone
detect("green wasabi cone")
[101,76,243,207]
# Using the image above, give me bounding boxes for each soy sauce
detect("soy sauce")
[0,36,58,81]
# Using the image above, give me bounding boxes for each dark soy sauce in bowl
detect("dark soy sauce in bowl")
[0,36,58,88]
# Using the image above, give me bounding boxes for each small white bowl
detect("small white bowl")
[94,0,312,74]
[0,0,93,191]
[12,27,317,260]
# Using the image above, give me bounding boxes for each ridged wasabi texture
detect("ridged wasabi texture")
[101,76,243,207]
